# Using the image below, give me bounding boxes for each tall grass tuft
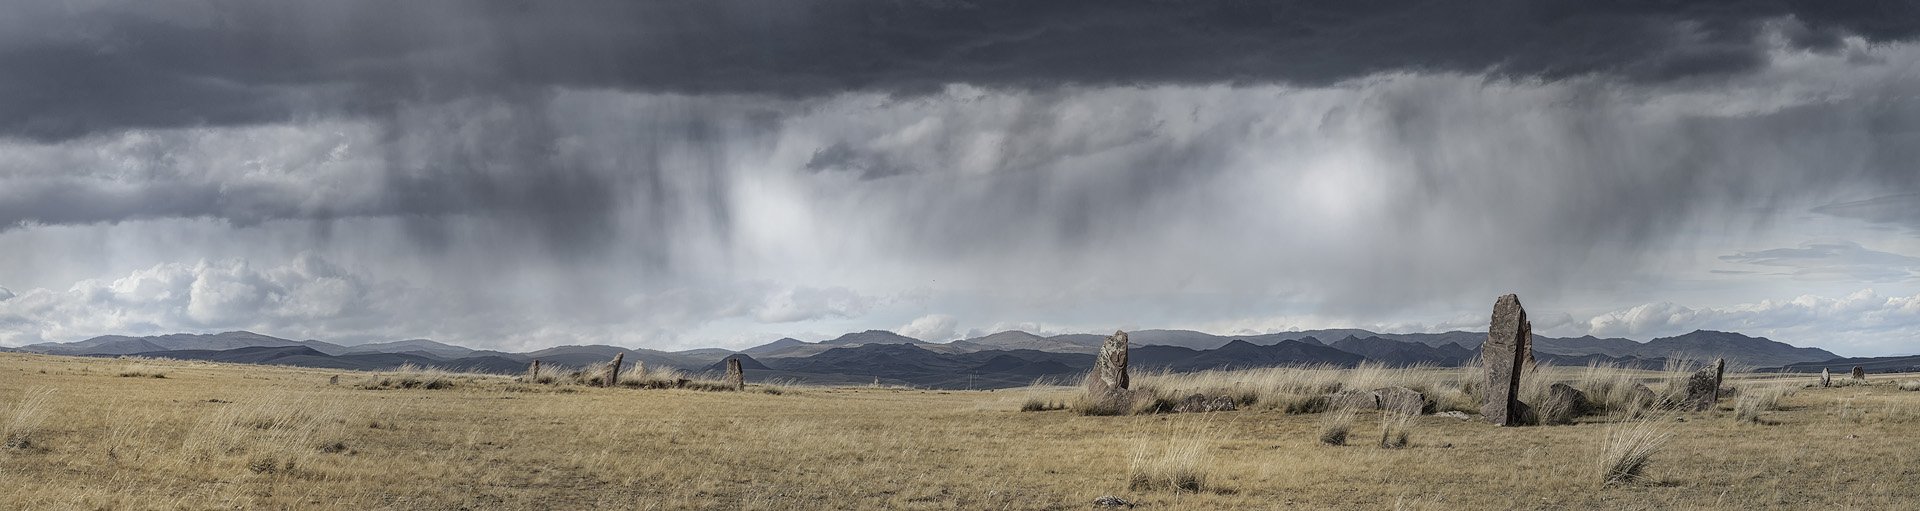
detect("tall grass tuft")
[1128,363,1467,415]
[1733,384,1796,424]
[1378,411,1414,449]
[117,364,168,378]
[1596,414,1673,487]
[1319,407,1356,446]
[1127,419,1216,493]
[3,387,56,450]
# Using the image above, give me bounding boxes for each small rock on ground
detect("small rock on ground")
[1093,495,1136,508]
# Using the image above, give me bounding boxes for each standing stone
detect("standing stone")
[725,357,745,390]
[1851,366,1866,380]
[1481,294,1531,426]
[1821,368,1832,387]
[528,359,542,380]
[604,353,624,387]
[632,360,646,381]
[1086,330,1130,396]
[1684,359,1724,411]
[1520,319,1534,365]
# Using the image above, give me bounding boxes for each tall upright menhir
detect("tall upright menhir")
[725,357,745,391]
[1086,330,1130,396]
[1481,294,1532,426]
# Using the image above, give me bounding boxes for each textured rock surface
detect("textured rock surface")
[1537,383,1592,425]
[1629,383,1659,407]
[1329,389,1381,411]
[604,353,624,387]
[725,357,745,390]
[1852,366,1867,380]
[1481,294,1531,426]
[1822,368,1832,387]
[1172,394,1238,413]
[1085,330,1130,396]
[1684,359,1725,411]
[1375,386,1430,415]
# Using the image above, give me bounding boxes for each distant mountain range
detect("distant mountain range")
[9,328,1845,389]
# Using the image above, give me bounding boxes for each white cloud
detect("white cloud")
[1579,289,1920,355]
[0,254,397,346]
[898,314,959,342]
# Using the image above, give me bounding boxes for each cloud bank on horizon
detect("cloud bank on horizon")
[1,1,1918,355]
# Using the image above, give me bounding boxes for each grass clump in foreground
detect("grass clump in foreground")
[1020,397,1067,412]
[3,387,56,450]
[117,364,167,378]
[1596,414,1674,487]
[1734,384,1797,424]
[1379,411,1414,449]
[1319,407,1357,446]
[1126,419,1216,493]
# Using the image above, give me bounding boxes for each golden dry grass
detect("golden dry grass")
[2,352,1918,510]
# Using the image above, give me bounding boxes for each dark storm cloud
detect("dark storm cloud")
[4,0,1919,140]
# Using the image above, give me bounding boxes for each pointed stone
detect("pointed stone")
[1086,330,1130,396]
[1821,368,1831,387]
[1481,294,1530,426]
[725,357,745,390]
[1684,359,1724,411]
[604,353,624,387]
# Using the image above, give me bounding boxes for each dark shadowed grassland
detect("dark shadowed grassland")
[1,352,1916,510]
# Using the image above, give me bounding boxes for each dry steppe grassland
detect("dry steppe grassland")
[1,352,1917,510]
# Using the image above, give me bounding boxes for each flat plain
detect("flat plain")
[1,352,1916,510]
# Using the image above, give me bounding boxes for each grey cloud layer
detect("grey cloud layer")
[5,0,1917,140]
[3,2,1920,352]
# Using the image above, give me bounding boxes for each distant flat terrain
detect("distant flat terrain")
[1,352,1916,510]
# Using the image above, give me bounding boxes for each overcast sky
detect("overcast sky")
[2,1,1918,355]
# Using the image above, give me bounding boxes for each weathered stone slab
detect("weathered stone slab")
[1171,394,1238,413]
[1852,366,1866,380]
[1684,359,1724,411]
[1481,294,1530,426]
[1085,330,1130,396]
[1821,368,1832,387]
[724,357,745,390]
[1626,383,1659,408]
[1537,383,1592,425]
[1329,389,1380,411]
[1374,386,1430,415]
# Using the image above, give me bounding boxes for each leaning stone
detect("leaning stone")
[1374,386,1430,415]
[1852,366,1867,380]
[604,353,624,387]
[1481,294,1531,426]
[1085,330,1131,397]
[1536,383,1592,425]
[1684,359,1725,411]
